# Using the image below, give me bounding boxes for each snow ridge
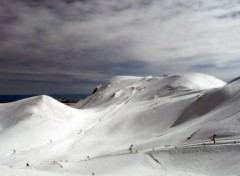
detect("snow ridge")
[1,73,240,176]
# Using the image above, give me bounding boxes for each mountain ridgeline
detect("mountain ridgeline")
[1,73,240,176]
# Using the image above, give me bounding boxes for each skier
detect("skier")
[129,144,133,153]
[211,134,217,144]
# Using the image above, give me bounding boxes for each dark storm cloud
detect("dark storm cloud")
[1,0,240,94]
[193,64,216,69]
[217,11,240,19]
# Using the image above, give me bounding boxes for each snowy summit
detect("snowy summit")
[1,73,240,176]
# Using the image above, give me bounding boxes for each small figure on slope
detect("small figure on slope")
[211,134,217,144]
[129,144,133,153]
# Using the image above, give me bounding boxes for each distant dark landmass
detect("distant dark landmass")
[0,94,90,104]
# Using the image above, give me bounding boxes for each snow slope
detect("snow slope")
[1,73,240,176]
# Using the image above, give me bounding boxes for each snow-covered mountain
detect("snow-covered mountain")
[1,73,240,176]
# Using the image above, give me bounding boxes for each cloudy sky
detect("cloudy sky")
[1,0,240,94]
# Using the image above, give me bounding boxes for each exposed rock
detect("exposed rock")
[92,85,102,94]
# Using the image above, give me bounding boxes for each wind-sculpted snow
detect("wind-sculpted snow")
[0,95,78,129]
[0,95,97,157]
[75,73,225,108]
[2,73,240,176]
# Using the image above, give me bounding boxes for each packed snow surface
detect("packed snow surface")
[1,73,240,176]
